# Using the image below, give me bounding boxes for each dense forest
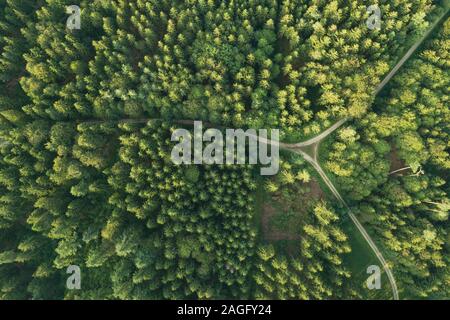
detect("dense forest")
[0,0,448,300]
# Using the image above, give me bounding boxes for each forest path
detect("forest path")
[374,7,450,96]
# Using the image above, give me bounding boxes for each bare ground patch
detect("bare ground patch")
[261,179,325,242]
[389,146,407,174]
[261,203,300,241]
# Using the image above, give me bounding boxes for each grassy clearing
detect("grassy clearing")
[340,214,393,299]
[254,153,326,255]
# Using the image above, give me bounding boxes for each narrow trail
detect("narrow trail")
[374,7,450,96]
